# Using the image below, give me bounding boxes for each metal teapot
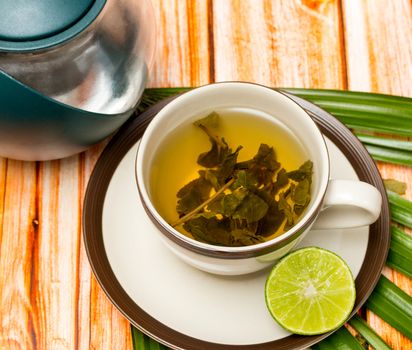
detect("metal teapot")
[0,0,155,160]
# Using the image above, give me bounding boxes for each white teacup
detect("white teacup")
[135,82,382,275]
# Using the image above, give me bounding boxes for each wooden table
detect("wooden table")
[0,1,411,349]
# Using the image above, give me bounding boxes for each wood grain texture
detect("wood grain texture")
[0,158,7,243]
[213,0,345,88]
[33,158,81,350]
[0,1,411,350]
[149,0,211,87]
[0,161,37,350]
[342,1,412,349]
[83,143,133,350]
[342,0,412,95]
[0,147,133,349]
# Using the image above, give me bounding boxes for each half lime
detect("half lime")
[265,247,356,335]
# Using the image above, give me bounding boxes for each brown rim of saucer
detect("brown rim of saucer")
[83,91,390,350]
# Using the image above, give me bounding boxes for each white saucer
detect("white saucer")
[102,137,368,345]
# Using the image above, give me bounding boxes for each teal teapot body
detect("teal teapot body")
[0,0,155,160]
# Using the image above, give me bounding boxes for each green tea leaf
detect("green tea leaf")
[195,112,231,168]
[235,159,254,170]
[257,201,285,236]
[176,175,212,216]
[384,179,407,195]
[206,193,225,213]
[249,144,280,186]
[254,187,276,206]
[200,169,220,190]
[185,216,263,247]
[197,137,221,168]
[287,160,313,182]
[176,116,313,246]
[206,188,249,217]
[253,143,280,171]
[235,144,279,187]
[229,218,259,235]
[283,182,295,199]
[232,193,269,223]
[233,169,260,191]
[221,188,249,216]
[189,211,218,220]
[292,178,311,206]
[272,168,289,195]
[183,216,232,245]
[279,194,294,229]
[250,167,275,187]
[197,135,230,169]
[193,111,220,129]
[232,170,247,188]
[230,229,266,246]
[217,146,242,182]
[293,204,306,216]
[291,178,311,217]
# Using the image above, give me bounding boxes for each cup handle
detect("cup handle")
[312,179,382,229]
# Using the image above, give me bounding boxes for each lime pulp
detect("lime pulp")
[265,247,356,335]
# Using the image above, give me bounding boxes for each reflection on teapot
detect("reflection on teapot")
[0,0,155,160]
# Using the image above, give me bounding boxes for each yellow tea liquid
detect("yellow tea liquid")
[149,108,308,238]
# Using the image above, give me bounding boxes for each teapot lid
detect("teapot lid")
[0,0,105,52]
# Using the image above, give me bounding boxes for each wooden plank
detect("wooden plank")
[89,274,134,350]
[0,160,37,350]
[77,152,91,350]
[14,1,212,348]
[341,0,412,95]
[31,157,82,350]
[81,0,211,348]
[0,144,132,350]
[213,0,345,88]
[342,1,412,349]
[214,1,411,349]
[129,0,214,349]
[82,143,133,350]
[83,1,210,345]
[0,158,7,243]
[149,0,211,87]
[77,147,98,350]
